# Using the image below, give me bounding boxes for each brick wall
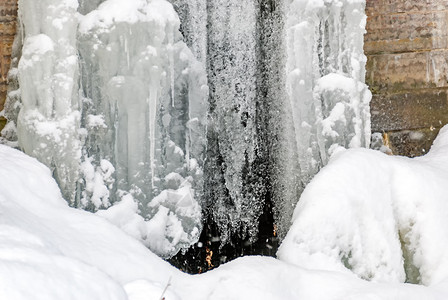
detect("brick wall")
[365,0,448,156]
[0,0,17,129]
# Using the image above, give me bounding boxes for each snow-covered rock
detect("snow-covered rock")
[279,125,448,286]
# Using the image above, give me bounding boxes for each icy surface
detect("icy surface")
[168,0,207,65]
[2,134,448,299]
[16,0,81,204]
[279,125,448,285]
[164,0,373,243]
[5,0,207,258]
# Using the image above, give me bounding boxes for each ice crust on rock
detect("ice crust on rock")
[204,0,261,243]
[278,125,448,285]
[6,0,207,258]
[171,0,372,245]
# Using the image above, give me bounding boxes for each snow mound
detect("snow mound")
[0,144,180,299]
[278,125,448,285]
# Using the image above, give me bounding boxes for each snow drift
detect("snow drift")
[2,126,448,299]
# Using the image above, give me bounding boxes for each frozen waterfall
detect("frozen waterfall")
[3,0,370,260]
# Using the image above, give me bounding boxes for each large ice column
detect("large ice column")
[3,0,207,259]
[16,0,81,204]
[78,0,207,257]
[286,0,371,184]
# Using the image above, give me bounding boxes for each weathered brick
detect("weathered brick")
[366,0,448,15]
[365,0,448,156]
[366,50,448,91]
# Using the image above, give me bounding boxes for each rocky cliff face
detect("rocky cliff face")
[365,0,448,156]
[0,0,17,129]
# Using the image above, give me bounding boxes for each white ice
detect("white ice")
[7,0,207,258]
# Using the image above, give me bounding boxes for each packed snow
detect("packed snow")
[279,125,448,287]
[2,126,448,299]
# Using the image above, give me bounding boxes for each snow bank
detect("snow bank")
[2,128,448,299]
[279,125,448,286]
[0,144,180,299]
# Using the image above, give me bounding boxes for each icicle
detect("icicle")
[148,82,157,188]
[169,30,175,108]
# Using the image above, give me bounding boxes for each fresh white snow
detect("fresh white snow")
[2,126,448,299]
[279,125,448,287]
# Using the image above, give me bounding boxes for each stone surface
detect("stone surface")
[365,0,448,157]
[0,0,17,130]
[385,128,440,157]
[371,89,448,132]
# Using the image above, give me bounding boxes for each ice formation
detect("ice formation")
[286,0,371,184]
[4,0,371,254]
[5,0,207,258]
[15,0,81,204]
[171,0,371,242]
[278,125,448,285]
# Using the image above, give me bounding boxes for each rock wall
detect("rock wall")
[365,0,448,156]
[1,0,446,157]
[0,0,17,129]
